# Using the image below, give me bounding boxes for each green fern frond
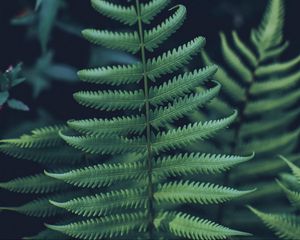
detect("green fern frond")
[82,29,140,54]
[46,212,148,239]
[144,5,186,51]
[219,32,252,83]
[0,143,83,164]
[0,173,68,194]
[153,153,254,178]
[91,0,137,26]
[0,125,67,148]
[59,132,146,155]
[0,192,77,217]
[50,188,148,217]
[253,0,285,53]
[77,64,143,86]
[151,84,221,128]
[155,212,251,240]
[255,55,300,77]
[231,31,257,67]
[73,90,144,111]
[67,115,146,137]
[140,0,171,24]
[249,206,300,240]
[45,162,147,188]
[149,65,218,106]
[277,180,300,208]
[155,181,254,205]
[250,71,300,95]
[281,156,300,182]
[239,129,300,155]
[153,111,237,153]
[147,37,206,80]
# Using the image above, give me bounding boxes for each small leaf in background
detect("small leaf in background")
[45,64,77,82]
[7,99,30,111]
[38,0,62,53]
[0,91,9,105]
[35,0,43,11]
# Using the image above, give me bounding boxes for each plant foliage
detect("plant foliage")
[0,0,254,239]
[250,156,300,240]
[192,0,300,225]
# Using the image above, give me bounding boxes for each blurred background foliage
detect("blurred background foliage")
[0,0,300,239]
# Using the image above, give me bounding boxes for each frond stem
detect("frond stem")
[135,0,155,238]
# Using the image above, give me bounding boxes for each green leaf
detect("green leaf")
[50,188,148,217]
[249,206,300,240]
[151,84,221,128]
[45,162,147,188]
[91,0,137,26]
[0,91,9,105]
[153,111,237,153]
[155,181,254,205]
[149,65,218,106]
[73,89,144,111]
[153,153,254,178]
[82,29,140,54]
[68,115,146,137]
[155,212,251,240]
[45,212,148,239]
[144,5,186,51]
[140,0,171,24]
[7,99,29,111]
[0,173,69,194]
[147,37,206,81]
[78,64,143,86]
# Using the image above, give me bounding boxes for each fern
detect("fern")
[250,156,300,240]
[193,0,300,227]
[1,0,255,239]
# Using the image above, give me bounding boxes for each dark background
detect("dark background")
[0,0,300,239]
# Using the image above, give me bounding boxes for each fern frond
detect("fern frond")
[149,65,217,106]
[231,31,257,67]
[68,115,146,137]
[45,212,148,239]
[250,71,300,95]
[238,129,300,155]
[73,90,144,111]
[276,180,300,208]
[201,51,245,101]
[140,0,170,24]
[0,143,83,164]
[82,29,140,54]
[219,32,252,83]
[153,111,237,153]
[45,162,147,188]
[255,55,300,77]
[281,156,300,182]
[155,212,251,240]
[240,108,300,138]
[0,173,68,194]
[249,206,300,240]
[253,0,285,52]
[77,64,143,86]
[60,131,146,155]
[155,181,254,205]
[0,192,78,217]
[91,0,137,26]
[245,89,300,115]
[147,37,205,81]
[151,84,221,128]
[153,153,254,178]
[50,188,148,217]
[144,5,186,51]
[0,125,67,148]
